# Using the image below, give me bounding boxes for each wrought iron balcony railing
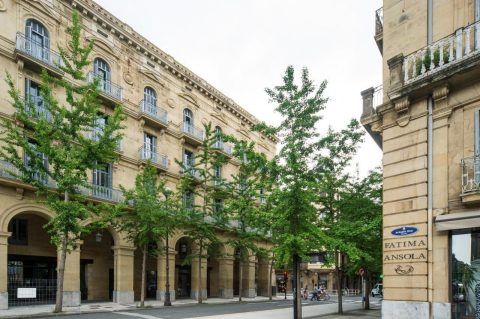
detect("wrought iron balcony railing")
[183,123,204,141]
[78,182,124,202]
[375,7,383,35]
[0,159,123,202]
[139,100,168,125]
[462,156,480,194]
[86,72,123,101]
[138,146,168,170]
[213,140,233,155]
[15,32,63,71]
[404,20,480,84]
[181,166,202,179]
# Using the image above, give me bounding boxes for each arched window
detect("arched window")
[25,19,50,60]
[183,108,193,126]
[144,87,157,107]
[93,58,111,90]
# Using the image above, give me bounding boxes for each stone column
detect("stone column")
[61,243,81,307]
[257,259,270,297]
[191,256,207,300]
[217,256,234,298]
[242,255,256,298]
[360,87,375,118]
[157,251,176,301]
[0,232,10,309]
[113,246,135,304]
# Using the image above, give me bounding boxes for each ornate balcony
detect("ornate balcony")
[388,20,480,100]
[182,123,204,146]
[15,32,64,77]
[139,100,168,129]
[0,159,123,203]
[213,140,233,157]
[461,156,480,203]
[87,72,123,104]
[375,7,383,54]
[138,146,168,171]
[78,182,124,203]
[181,166,202,181]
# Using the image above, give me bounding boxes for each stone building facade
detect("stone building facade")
[361,1,480,318]
[0,0,277,309]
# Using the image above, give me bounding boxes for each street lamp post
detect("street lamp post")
[163,187,172,306]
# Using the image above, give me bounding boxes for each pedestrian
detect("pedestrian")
[303,286,308,300]
[311,285,319,301]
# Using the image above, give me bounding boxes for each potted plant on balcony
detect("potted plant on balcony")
[423,48,432,71]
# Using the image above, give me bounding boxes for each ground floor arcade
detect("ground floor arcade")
[0,202,276,309]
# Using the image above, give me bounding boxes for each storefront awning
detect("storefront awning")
[435,211,480,231]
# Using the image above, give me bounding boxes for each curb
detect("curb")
[0,298,290,319]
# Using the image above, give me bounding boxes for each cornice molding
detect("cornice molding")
[61,0,278,143]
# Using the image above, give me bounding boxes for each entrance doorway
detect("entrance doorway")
[175,237,191,299]
[7,214,57,307]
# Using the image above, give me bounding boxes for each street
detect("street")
[33,296,381,319]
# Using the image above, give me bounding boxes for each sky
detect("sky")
[95,0,383,177]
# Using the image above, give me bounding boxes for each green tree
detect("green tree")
[254,66,329,319]
[224,139,269,301]
[115,162,179,307]
[177,122,229,303]
[333,168,382,310]
[0,12,124,312]
[315,123,364,314]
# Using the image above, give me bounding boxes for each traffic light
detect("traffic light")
[283,271,288,281]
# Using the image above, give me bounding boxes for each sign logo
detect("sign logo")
[391,226,418,236]
[394,265,414,275]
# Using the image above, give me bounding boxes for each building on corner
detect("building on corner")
[362,1,480,318]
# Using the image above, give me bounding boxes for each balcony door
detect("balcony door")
[184,150,194,168]
[93,163,112,193]
[94,58,111,93]
[183,108,193,133]
[25,19,50,62]
[144,87,157,112]
[24,140,48,184]
[144,133,157,161]
[25,79,45,116]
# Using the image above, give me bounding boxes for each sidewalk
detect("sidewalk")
[315,308,381,318]
[0,295,290,318]
[0,296,381,319]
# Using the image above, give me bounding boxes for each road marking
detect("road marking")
[116,311,163,319]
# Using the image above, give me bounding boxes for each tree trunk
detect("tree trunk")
[140,243,147,307]
[364,271,370,310]
[268,257,273,301]
[238,256,243,302]
[292,254,301,319]
[54,191,70,313]
[336,266,343,315]
[198,241,203,304]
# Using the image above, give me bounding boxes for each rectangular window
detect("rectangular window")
[93,162,112,188]
[92,114,108,141]
[24,140,48,184]
[214,198,223,214]
[451,229,480,319]
[184,150,194,168]
[8,218,28,245]
[143,133,157,160]
[183,191,194,210]
[475,111,480,185]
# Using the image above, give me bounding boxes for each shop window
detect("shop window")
[451,229,480,318]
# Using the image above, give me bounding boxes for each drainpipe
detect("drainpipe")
[427,0,434,315]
